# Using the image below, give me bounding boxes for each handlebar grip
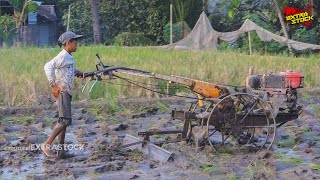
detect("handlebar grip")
[83,72,95,78]
[96,53,101,60]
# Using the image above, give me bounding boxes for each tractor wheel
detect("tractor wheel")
[205,93,276,152]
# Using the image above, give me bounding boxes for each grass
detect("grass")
[1,46,320,106]
[156,101,168,112]
[88,172,100,177]
[209,153,233,159]
[1,115,35,124]
[244,160,274,179]
[274,136,296,148]
[226,173,237,180]
[310,163,320,170]
[299,127,311,133]
[311,104,320,117]
[86,97,125,119]
[276,152,304,165]
[301,92,312,101]
[200,165,224,173]
[44,118,54,127]
[280,157,303,165]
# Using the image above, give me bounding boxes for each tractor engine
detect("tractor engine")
[247,70,304,114]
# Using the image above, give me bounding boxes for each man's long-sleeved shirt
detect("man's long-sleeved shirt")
[44,49,80,96]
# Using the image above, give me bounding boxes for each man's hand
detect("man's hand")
[52,84,60,98]
[75,71,85,78]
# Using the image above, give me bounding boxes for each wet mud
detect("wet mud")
[0,95,320,179]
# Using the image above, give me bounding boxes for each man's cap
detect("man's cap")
[58,31,83,44]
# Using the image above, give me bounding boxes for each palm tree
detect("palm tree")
[90,0,101,44]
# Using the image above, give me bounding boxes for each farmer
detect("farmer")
[41,31,84,159]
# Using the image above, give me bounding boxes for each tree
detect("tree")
[273,0,292,52]
[203,0,208,13]
[7,0,37,44]
[90,0,101,44]
[63,0,170,44]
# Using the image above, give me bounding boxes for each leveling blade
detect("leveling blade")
[122,134,173,163]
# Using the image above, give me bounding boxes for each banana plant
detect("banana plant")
[173,0,195,22]
[171,0,196,39]
[0,15,16,46]
[7,0,37,43]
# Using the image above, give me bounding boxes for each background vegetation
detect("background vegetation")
[0,0,320,106]
[51,0,319,54]
[1,0,319,54]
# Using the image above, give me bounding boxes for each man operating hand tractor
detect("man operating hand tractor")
[42,31,84,159]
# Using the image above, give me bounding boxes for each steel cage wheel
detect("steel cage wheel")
[205,93,276,152]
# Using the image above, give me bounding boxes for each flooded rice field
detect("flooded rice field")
[0,94,320,180]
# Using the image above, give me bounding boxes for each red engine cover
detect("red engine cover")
[279,71,304,89]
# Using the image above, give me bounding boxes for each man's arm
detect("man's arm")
[44,58,61,98]
[44,59,57,87]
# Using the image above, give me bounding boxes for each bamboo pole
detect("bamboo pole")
[248,32,252,55]
[170,4,173,44]
[166,81,170,97]
[67,5,71,31]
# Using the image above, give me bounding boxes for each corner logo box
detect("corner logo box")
[283,6,314,27]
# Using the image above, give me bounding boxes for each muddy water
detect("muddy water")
[1,97,320,179]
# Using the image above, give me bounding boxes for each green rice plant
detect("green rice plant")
[201,166,224,173]
[311,105,320,117]
[3,115,34,124]
[156,101,168,112]
[209,153,233,159]
[301,92,311,101]
[44,118,54,127]
[275,151,286,159]
[106,99,122,115]
[107,118,121,125]
[282,157,303,165]
[1,46,320,106]
[306,136,320,141]
[88,172,100,177]
[131,106,150,114]
[245,160,260,178]
[310,163,320,170]
[87,95,122,117]
[88,82,105,100]
[276,152,303,165]
[275,136,296,148]
[226,173,238,180]
[299,127,311,133]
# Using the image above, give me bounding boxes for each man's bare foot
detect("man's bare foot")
[40,144,55,158]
